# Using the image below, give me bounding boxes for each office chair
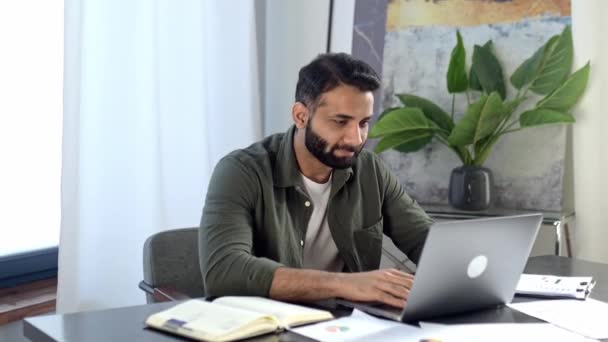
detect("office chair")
[139,227,204,303]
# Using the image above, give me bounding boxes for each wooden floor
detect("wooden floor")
[0,278,57,325]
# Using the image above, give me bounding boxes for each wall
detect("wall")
[329,0,356,53]
[262,0,331,136]
[571,0,608,263]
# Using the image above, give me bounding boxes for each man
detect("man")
[200,53,432,308]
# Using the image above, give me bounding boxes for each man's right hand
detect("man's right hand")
[332,268,414,308]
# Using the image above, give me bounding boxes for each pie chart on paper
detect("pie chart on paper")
[325,325,350,333]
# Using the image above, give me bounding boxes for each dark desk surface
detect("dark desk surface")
[23,256,608,342]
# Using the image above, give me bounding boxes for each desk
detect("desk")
[24,256,608,342]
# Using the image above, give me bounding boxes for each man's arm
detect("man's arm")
[270,267,414,308]
[375,156,433,264]
[200,156,283,297]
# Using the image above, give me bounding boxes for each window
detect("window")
[0,1,63,284]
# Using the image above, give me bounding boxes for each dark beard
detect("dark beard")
[304,124,364,169]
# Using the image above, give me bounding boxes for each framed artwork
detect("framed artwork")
[353,0,572,212]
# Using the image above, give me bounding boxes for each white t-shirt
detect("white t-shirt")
[300,173,345,272]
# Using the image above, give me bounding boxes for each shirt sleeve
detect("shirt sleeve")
[199,156,283,297]
[375,155,433,265]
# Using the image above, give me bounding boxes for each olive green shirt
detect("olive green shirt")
[199,126,432,297]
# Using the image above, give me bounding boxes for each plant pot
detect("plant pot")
[448,166,493,211]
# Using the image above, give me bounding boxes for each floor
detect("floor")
[0,278,57,342]
[0,320,28,342]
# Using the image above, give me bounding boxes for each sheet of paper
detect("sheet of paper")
[508,298,608,339]
[290,309,420,342]
[418,322,597,342]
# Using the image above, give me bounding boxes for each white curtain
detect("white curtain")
[58,0,262,313]
[571,0,608,263]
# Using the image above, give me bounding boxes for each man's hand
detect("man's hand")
[269,267,414,308]
[334,269,414,308]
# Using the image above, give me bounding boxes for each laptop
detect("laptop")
[337,214,543,322]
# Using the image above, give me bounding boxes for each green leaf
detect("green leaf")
[377,106,402,121]
[449,95,487,145]
[503,96,527,114]
[537,62,591,111]
[453,145,472,165]
[447,30,468,93]
[374,131,434,154]
[471,44,507,99]
[469,40,493,91]
[448,92,503,146]
[369,107,431,138]
[473,133,500,166]
[495,96,527,129]
[474,92,504,142]
[474,134,492,159]
[510,37,548,89]
[397,94,454,134]
[375,106,435,153]
[530,26,573,95]
[519,109,575,127]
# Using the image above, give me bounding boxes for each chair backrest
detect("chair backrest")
[142,227,204,303]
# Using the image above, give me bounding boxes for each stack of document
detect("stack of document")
[516,274,595,299]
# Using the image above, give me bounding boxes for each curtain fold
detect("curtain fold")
[58,0,261,313]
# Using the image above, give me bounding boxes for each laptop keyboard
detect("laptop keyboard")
[367,301,404,314]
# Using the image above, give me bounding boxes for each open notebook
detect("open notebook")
[145,296,334,342]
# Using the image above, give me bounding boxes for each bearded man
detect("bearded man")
[199,53,433,309]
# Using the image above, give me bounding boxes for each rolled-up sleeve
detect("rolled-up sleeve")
[199,156,283,297]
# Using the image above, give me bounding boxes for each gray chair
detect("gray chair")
[139,227,204,303]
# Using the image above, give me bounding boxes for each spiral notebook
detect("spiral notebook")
[515,274,595,300]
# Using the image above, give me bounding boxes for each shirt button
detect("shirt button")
[300,240,304,246]
[304,201,311,207]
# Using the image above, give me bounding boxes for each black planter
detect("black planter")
[448,166,493,211]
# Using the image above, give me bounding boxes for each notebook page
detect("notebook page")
[146,299,278,338]
[214,296,333,327]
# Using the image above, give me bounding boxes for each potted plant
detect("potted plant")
[369,25,590,211]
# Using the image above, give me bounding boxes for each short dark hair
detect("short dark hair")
[295,53,380,111]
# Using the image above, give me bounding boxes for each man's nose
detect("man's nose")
[343,124,363,147]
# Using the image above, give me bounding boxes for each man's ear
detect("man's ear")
[292,102,309,129]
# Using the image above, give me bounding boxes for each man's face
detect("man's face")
[304,84,374,169]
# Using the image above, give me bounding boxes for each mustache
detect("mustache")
[332,143,365,154]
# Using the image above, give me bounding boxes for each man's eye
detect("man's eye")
[334,120,347,126]
[360,121,370,128]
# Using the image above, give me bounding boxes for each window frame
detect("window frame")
[0,247,58,287]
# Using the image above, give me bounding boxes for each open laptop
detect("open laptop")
[337,214,543,322]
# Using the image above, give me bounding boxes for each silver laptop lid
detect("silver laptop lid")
[401,213,543,322]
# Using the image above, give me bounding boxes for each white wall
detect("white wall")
[571,0,608,263]
[329,0,355,53]
[261,0,356,135]
[263,1,331,135]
